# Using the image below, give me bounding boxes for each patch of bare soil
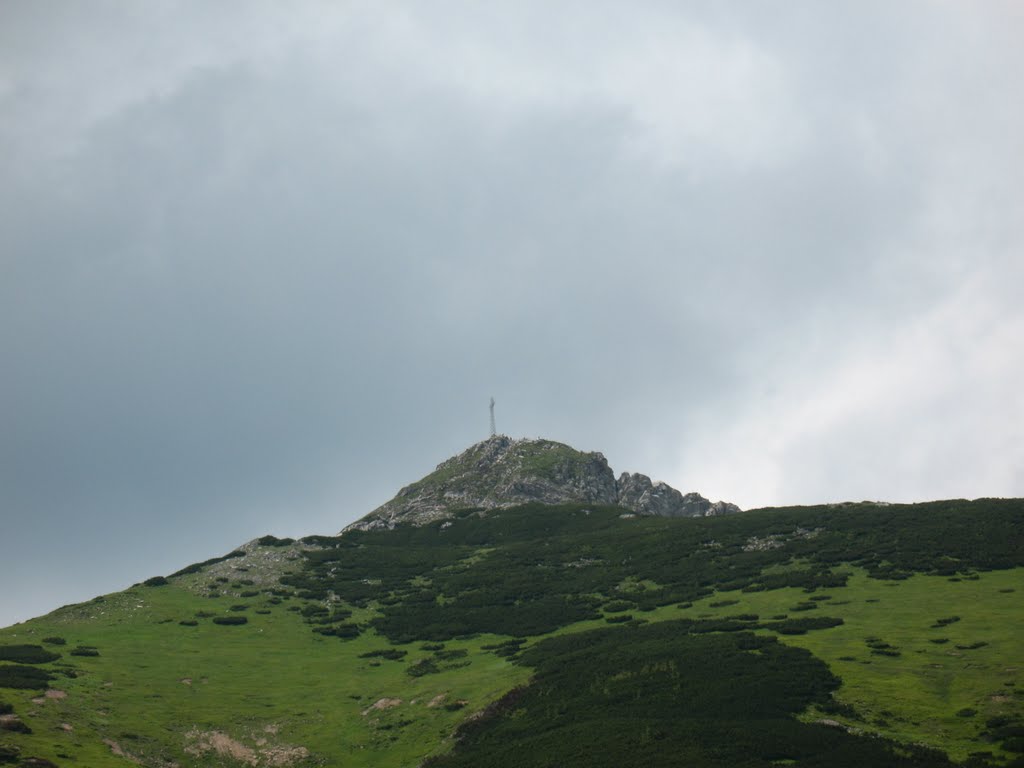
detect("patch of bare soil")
[184,727,310,766]
[427,694,447,708]
[45,689,67,699]
[179,678,192,686]
[60,722,74,732]
[185,730,258,766]
[362,697,402,715]
[262,745,311,766]
[104,738,142,764]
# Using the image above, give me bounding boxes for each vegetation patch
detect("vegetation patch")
[425,621,954,768]
[406,658,440,677]
[359,649,408,661]
[0,645,60,664]
[169,549,246,577]
[211,616,248,626]
[311,623,360,639]
[434,649,468,661]
[0,664,53,689]
[605,614,633,624]
[257,535,296,547]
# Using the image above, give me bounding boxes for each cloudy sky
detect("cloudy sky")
[2,1,1022,628]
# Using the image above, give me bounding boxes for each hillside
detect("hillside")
[1,440,1023,767]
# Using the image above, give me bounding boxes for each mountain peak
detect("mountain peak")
[345,436,740,531]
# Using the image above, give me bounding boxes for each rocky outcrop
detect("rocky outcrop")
[345,436,740,531]
[616,472,741,517]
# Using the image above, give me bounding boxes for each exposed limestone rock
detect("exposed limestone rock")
[345,436,741,531]
[616,472,741,518]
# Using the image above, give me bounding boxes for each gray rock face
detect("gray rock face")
[615,472,742,518]
[345,435,740,531]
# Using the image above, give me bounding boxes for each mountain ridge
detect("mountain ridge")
[345,435,740,531]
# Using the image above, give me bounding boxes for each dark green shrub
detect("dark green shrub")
[41,637,66,646]
[169,549,245,578]
[929,638,950,644]
[257,535,296,547]
[70,646,99,657]
[605,614,633,624]
[179,620,199,626]
[212,616,248,626]
[240,590,260,597]
[0,717,30,734]
[708,599,739,608]
[435,649,469,661]
[312,624,360,639]
[255,609,271,615]
[0,701,11,714]
[407,658,440,677]
[143,576,169,587]
[603,600,635,613]
[763,617,843,635]
[956,708,977,717]
[955,641,988,650]
[0,645,60,664]
[359,649,407,661]
[931,616,961,628]
[790,602,819,612]
[0,664,53,689]
[444,701,467,711]
[195,611,215,618]
[229,604,249,612]
[0,744,20,764]
[420,643,445,651]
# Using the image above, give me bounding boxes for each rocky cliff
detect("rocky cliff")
[345,436,740,531]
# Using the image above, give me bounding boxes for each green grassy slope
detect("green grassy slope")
[2,499,1022,767]
[0,580,530,767]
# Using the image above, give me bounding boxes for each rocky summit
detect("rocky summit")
[345,435,740,531]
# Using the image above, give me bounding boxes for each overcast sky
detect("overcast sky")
[2,1,1022,628]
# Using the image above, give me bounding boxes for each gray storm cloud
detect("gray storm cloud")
[2,1,1022,627]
